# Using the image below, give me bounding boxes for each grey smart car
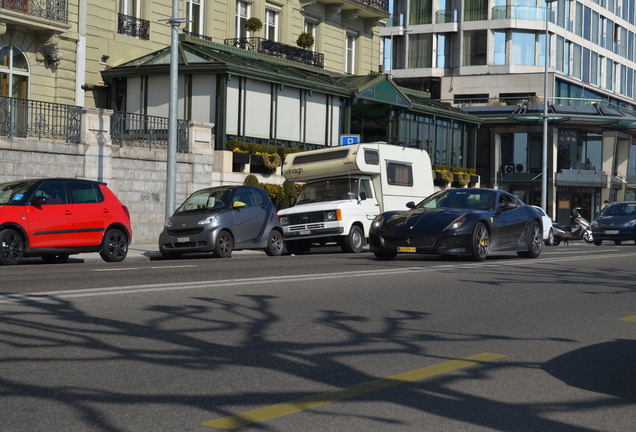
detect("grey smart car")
[159,185,283,258]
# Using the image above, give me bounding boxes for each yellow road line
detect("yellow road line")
[619,315,636,321]
[201,352,506,429]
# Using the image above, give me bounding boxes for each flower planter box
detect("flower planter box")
[232,152,250,164]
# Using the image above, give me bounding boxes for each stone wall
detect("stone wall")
[0,109,215,244]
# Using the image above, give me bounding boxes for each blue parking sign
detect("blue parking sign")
[340,134,360,146]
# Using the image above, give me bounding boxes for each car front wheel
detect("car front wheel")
[471,223,489,261]
[0,229,24,266]
[100,229,129,262]
[342,225,364,253]
[545,228,554,246]
[264,230,284,256]
[518,221,542,258]
[212,230,233,258]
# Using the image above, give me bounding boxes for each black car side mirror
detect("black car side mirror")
[498,202,517,212]
[289,197,296,207]
[359,191,367,201]
[31,196,47,206]
[406,201,416,209]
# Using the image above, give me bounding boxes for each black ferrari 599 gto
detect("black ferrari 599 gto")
[369,188,543,261]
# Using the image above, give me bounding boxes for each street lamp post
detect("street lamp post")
[542,0,557,213]
[389,27,413,72]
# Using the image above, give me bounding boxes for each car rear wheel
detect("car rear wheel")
[41,254,69,264]
[342,225,364,253]
[374,251,397,261]
[0,229,24,266]
[285,240,306,255]
[614,240,622,245]
[518,221,542,258]
[264,230,284,256]
[594,239,602,246]
[545,228,554,246]
[471,223,489,261]
[100,229,129,262]
[212,230,233,258]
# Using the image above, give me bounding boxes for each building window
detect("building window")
[462,30,487,66]
[436,33,450,68]
[408,33,432,68]
[494,30,506,65]
[120,0,140,17]
[0,45,29,99]
[304,17,319,52]
[185,0,204,35]
[409,0,432,25]
[464,0,488,21]
[511,31,536,66]
[346,31,357,74]
[236,0,251,38]
[265,3,280,42]
[572,43,582,79]
[556,36,564,72]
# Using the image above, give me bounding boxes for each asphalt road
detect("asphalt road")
[1,242,635,432]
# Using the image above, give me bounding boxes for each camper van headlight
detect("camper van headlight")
[279,216,289,226]
[325,209,342,221]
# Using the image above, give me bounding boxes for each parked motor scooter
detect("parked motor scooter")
[552,208,594,245]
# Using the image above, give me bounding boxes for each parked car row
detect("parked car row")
[3,177,632,266]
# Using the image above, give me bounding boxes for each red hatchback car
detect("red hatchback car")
[0,178,132,265]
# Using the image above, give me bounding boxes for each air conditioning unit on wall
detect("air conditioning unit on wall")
[503,164,526,174]
[503,164,514,174]
[515,163,526,172]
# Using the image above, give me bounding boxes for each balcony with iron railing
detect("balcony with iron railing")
[224,38,325,69]
[117,13,150,41]
[1,0,70,32]
[307,0,389,19]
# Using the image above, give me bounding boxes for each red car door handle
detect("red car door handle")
[103,208,110,213]
[65,210,73,215]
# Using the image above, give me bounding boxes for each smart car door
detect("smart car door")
[68,181,110,246]
[26,181,75,248]
[231,188,267,244]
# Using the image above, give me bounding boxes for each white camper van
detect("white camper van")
[278,143,434,254]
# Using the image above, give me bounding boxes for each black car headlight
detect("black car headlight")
[372,215,385,229]
[445,216,466,231]
[198,215,219,225]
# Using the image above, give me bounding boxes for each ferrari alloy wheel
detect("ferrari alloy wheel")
[518,221,542,258]
[100,229,129,262]
[264,230,284,256]
[212,230,233,258]
[471,223,489,261]
[0,229,24,266]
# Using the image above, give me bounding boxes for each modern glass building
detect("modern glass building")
[383,0,636,224]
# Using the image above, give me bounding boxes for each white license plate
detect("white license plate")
[298,230,311,236]
[176,237,190,243]
[604,230,619,235]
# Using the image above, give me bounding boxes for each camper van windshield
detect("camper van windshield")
[297,178,359,204]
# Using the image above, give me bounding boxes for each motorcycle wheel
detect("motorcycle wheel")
[553,238,561,246]
[583,230,594,243]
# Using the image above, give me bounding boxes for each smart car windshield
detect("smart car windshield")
[175,187,232,213]
[297,178,359,204]
[417,189,496,211]
[0,180,37,205]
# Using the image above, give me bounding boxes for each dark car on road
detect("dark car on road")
[159,185,283,258]
[591,201,636,245]
[0,178,132,265]
[369,188,543,261]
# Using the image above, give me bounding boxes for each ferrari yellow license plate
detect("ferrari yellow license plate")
[398,247,416,252]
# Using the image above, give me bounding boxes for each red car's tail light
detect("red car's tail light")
[123,205,131,220]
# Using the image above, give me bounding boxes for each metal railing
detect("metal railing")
[182,30,212,42]
[1,0,68,24]
[436,9,458,24]
[356,0,389,12]
[0,96,81,143]
[110,112,190,152]
[224,37,325,68]
[492,5,554,22]
[117,13,150,40]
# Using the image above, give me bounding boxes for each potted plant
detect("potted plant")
[296,32,315,50]
[244,17,263,33]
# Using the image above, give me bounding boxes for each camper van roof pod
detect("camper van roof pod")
[282,144,382,182]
